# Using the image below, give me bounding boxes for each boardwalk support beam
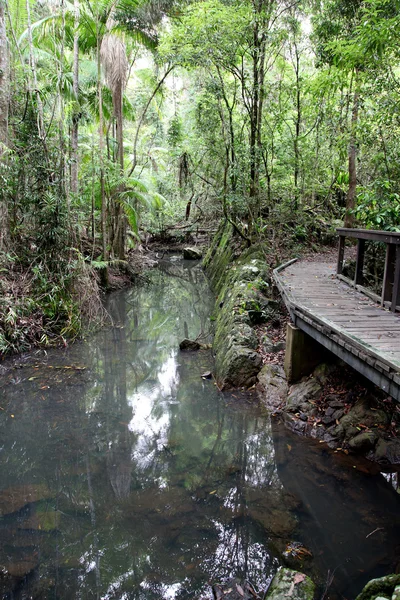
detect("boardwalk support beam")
[284,323,326,383]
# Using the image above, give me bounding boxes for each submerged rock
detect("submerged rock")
[212,579,260,599]
[265,568,315,600]
[179,339,211,351]
[183,247,202,260]
[0,484,53,516]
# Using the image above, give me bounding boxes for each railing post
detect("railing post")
[337,235,345,275]
[383,243,396,306]
[391,246,400,312]
[354,238,365,285]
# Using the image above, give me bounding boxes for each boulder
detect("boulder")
[286,378,322,413]
[265,568,315,600]
[215,344,262,389]
[179,339,211,351]
[183,247,202,260]
[355,574,400,600]
[348,431,378,453]
[339,399,389,440]
[257,364,288,411]
[373,438,400,464]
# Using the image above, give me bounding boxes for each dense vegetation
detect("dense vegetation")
[0,0,399,353]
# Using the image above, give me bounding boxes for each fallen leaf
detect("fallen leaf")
[236,584,245,597]
[209,490,217,495]
[287,444,292,451]
[294,573,306,584]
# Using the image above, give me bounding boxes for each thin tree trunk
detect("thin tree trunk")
[128,65,174,177]
[26,0,46,142]
[97,29,108,286]
[0,0,9,248]
[344,83,359,228]
[70,0,80,196]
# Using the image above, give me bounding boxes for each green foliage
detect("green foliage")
[355,180,400,231]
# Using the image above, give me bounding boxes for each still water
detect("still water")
[0,257,400,599]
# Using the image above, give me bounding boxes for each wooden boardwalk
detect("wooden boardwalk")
[274,258,400,400]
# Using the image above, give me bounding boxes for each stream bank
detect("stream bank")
[204,224,400,472]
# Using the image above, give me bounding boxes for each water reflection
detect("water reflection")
[0,257,399,599]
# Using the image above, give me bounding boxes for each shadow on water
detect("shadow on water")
[0,257,399,599]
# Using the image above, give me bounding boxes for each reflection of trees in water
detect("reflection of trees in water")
[0,261,293,599]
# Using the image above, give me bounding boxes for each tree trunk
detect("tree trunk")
[0,0,9,248]
[344,85,359,228]
[0,0,8,152]
[70,0,80,196]
[97,29,108,286]
[114,83,126,259]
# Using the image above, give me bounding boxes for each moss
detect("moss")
[266,568,315,600]
[205,224,274,388]
[355,575,400,600]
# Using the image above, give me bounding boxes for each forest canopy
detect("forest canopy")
[0,0,400,352]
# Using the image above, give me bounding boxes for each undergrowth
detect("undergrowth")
[0,249,107,357]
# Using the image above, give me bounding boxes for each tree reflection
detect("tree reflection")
[5,259,396,600]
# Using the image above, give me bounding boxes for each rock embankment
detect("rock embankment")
[203,223,276,389]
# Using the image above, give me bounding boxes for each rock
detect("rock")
[212,579,259,599]
[0,484,53,516]
[373,438,400,464]
[179,339,211,351]
[313,363,337,384]
[19,510,60,531]
[265,568,315,600]
[247,490,298,537]
[327,396,344,409]
[2,559,38,578]
[257,364,288,411]
[183,247,202,260]
[348,431,378,453]
[355,574,400,600]
[262,335,275,353]
[215,344,262,389]
[228,323,259,350]
[393,585,400,600]
[332,408,344,420]
[273,341,286,352]
[339,399,389,439]
[286,378,322,412]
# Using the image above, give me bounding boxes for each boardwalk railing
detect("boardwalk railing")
[337,228,400,312]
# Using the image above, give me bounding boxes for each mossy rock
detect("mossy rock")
[355,574,400,600]
[215,344,262,389]
[205,223,274,388]
[266,568,315,600]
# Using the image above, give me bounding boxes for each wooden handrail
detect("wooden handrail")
[336,228,400,312]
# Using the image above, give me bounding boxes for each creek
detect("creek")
[0,257,399,599]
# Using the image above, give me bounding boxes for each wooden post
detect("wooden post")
[354,238,365,285]
[337,235,345,275]
[382,244,396,306]
[391,246,400,312]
